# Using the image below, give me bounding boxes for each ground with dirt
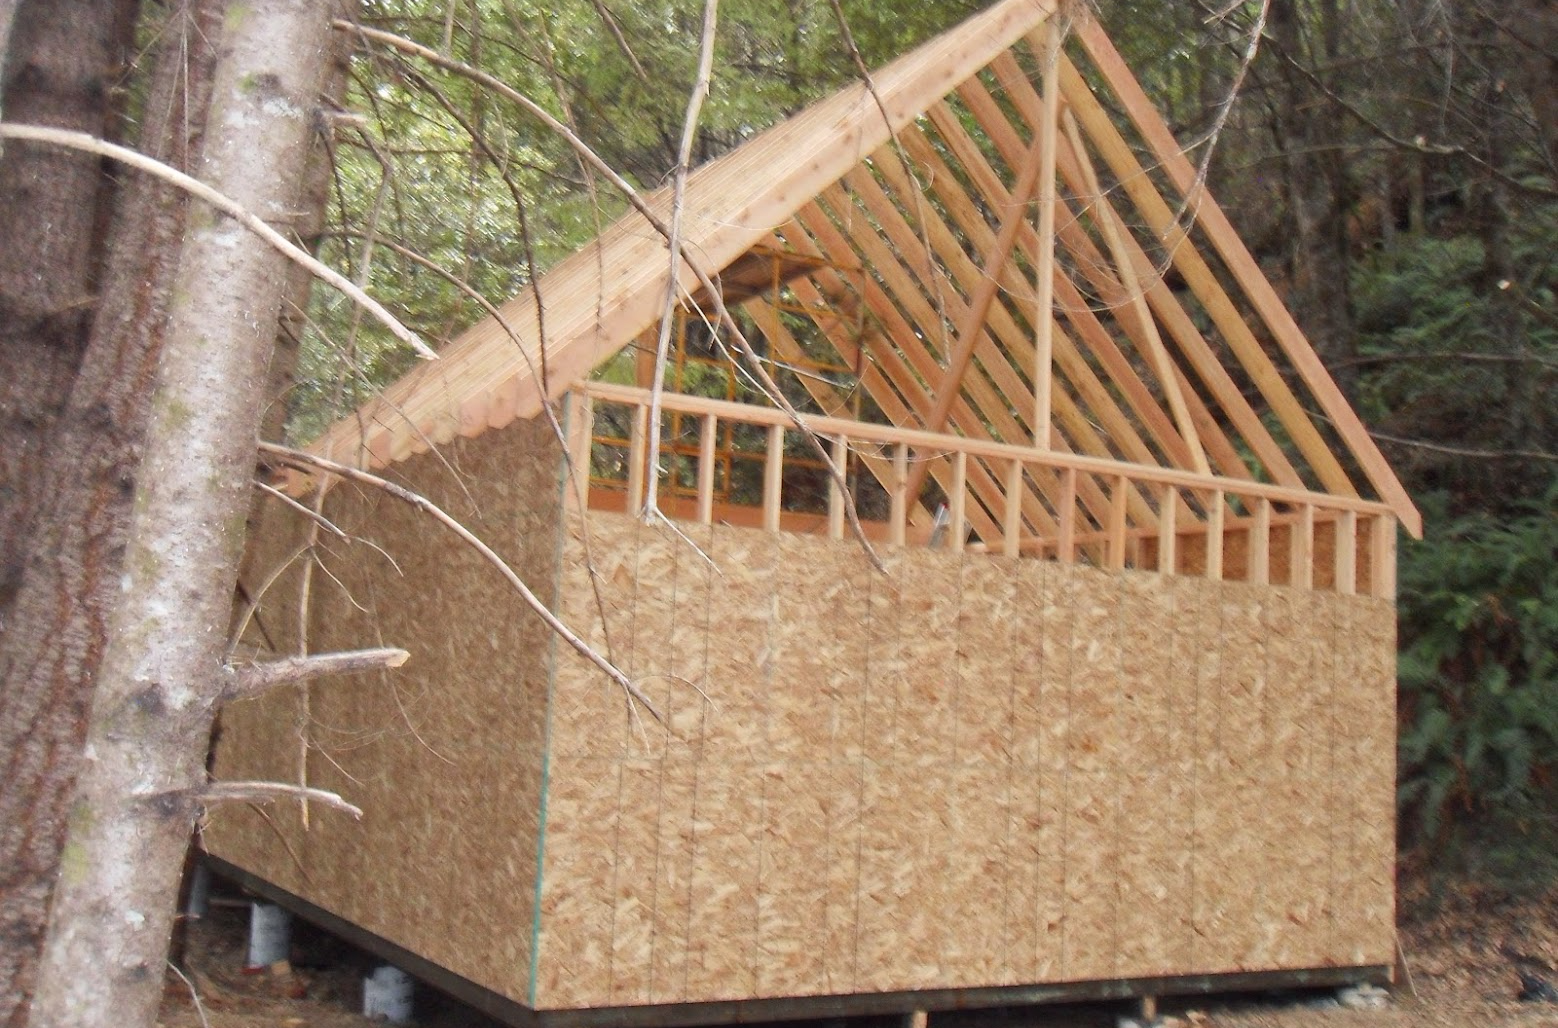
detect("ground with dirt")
[157,873,1558,1028]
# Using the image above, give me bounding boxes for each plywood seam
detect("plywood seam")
[641,538,681,1002]
[528,431,577,1006]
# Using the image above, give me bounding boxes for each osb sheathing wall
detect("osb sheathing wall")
[537,512,1397,1009]
[206,415,566,1003]
[209,429,1397,1013]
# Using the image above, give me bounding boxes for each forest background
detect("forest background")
[0,0,1554,1025]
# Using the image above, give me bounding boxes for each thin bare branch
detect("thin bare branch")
[645,0,719,518]
[254,481,349,540]
[1270,45,1558,199]
[827,0,953,350]
[0,122,435,358]
[258,441,665,720]
[587,0,649,81]
[199,782,364,819]
[1165,0,1272,241]
[1369,431,1558,463]
[228,541,313,658]
[333,19,886,572]
[223,647,410,701]
[1332,351,1558,373]
[165,962,211,1028]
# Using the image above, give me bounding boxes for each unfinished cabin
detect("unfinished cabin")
[207,0,1416,1023]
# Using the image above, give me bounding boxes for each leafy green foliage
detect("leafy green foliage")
[1352,224,1557,512]
[287,0,984,440]
[1396,485,1558,843]
[1352,208,1557,852]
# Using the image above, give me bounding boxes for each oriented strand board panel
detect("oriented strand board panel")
[212,456,1395,1014]
[534,511,1397,1010]
[207,415,567,1003]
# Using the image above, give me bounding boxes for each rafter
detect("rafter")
[292,0,1417,549]
[794,199,1071,537]
[1033,19,1063,450]
[1053,47,1358,499]
[1059,106,1210,475]
[1072,20,1420,537]
[914,120,1049,454]
[830,168,1137,529]
[966,59,1305,489]
[906,111,1198,471]
[901,117,1204,525]
[950,78,1247,482]
[866,135,1163,526]
[741,298,945,532]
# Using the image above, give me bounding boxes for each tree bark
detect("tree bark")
[1266,0,1358,391]
[0,3,139,1021]
[24,3,343,1026]
[0,0,135,609]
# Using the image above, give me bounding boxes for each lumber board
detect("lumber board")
[949,72,1264,494]
[579,381,1398,520]
[1073,17,1421,538]
[916,121,1051,446]
[764,423,785,532]
[913,104,1233,506]
[1059,106,1210,476]
[745,284,939,530]
[302,0,1061,476]
[1054,49,1353,496]
[850,154,1147,529]
[785,213,1015,542]
[1033,20,1062,449]
[886,125,1170,523]
[798,192,1061,537]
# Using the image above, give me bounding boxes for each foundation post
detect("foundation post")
[245,902,290,968]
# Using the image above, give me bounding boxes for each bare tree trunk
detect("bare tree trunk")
[25,3,342,1025]
[0,3,139,1021]
[263,3,356,445]
[0,0,135,608]
[1266,0,1358,391]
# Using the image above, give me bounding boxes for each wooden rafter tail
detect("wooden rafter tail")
[1072,16,1422,539]
[1058,106,1210,477]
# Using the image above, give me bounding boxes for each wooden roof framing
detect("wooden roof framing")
[305,0,1421,539]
